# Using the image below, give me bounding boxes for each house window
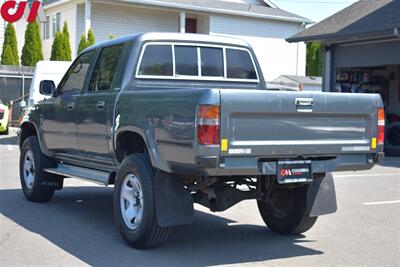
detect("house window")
[52,12,61,37]
[52,16,56,37]
[43,16,50,39]
[56,12,61,32]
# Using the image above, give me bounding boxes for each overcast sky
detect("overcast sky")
[271,0,359,23]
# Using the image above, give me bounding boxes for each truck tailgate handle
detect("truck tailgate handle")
[97,101,105,110]
[295,98,314,106]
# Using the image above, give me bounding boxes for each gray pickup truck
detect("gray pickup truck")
[18,33,385,249]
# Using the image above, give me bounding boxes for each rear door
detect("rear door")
[76,43,125,166]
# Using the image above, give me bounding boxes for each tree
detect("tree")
[50,32,64,61]
[77,28,95,55]
[1,23,19,65]
[306,42,323,77]
[21,22,43,66]
[61,22,72,61]
[77,34,88,54]
[87,28,95,46]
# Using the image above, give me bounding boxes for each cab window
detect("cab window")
[138,45,173,76]
[58,51,95,95]
[88,44,125,92]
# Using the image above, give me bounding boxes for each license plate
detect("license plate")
[277,160,312,184]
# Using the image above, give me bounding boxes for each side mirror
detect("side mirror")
[19,100,27,108]
[39,80,56,96]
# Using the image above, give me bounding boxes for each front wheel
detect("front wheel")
[257,186,317,235]
[19,136,63,202]
[113,154,170,249]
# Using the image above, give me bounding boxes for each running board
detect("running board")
[45,164,111,185]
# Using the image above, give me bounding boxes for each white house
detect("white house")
[14,0,312,81]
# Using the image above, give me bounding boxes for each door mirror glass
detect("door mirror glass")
[39,80,56,96]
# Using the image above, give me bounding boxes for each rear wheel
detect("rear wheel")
[19,136,63,202]
[113,154,170,249]
[257,186,317,235]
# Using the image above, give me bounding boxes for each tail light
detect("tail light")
[197,105,220,145]
[0,109,4,114]
[377,108,385,145]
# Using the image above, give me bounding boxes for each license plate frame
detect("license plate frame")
[276,160,312,184]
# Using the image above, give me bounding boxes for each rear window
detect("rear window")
[138,45,173,76]
[226,48,257,80]
[137,43,258,82]
[200,47,224,77]
[175,46,198,76]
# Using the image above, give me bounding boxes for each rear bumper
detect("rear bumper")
[196,153,384,176]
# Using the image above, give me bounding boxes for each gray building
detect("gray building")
[287,0,400,155]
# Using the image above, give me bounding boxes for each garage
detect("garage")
[287,0,400,155]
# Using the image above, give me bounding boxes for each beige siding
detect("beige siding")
[91,3,179,43]
[210,14,306,80]
[76,4,85,52]
[14,19,28,63]
[42,1,78,60]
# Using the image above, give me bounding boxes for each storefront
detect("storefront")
[287,0,400,155]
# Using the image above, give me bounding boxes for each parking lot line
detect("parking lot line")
[363,200,400,206]
[334,173,399,178]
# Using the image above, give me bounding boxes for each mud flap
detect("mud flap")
[154,171,194,227]
[307,172,337,217]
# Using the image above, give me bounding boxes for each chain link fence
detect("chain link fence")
[0,65,34,125]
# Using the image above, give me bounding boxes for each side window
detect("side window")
[138,45,173,76]
[88,44,124,92]
[58,51,95,95]
[175,46,198,76]
[200,47,224,77]
[226,49,257,80]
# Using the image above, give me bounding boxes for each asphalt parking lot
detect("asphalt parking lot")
[1,131,399,267]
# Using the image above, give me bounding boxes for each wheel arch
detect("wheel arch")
[114,127,170,172]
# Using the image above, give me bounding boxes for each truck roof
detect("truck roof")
[83,32,252,54]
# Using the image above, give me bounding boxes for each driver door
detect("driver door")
[41,51,96,157]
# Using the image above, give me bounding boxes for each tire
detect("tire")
[386,122,400,147]
[19,136,62,202]
[113,154,171,249]
[257,186,317,235]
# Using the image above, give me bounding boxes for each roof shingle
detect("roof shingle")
[287,0,400,43]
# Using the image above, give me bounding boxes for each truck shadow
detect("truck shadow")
[0,186,323,267]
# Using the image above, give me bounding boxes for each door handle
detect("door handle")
[67,102,75,111]
[97,101,105,110]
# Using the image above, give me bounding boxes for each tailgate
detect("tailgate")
[220,89,381,157]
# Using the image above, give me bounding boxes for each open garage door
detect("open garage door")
[335,40,400,68]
